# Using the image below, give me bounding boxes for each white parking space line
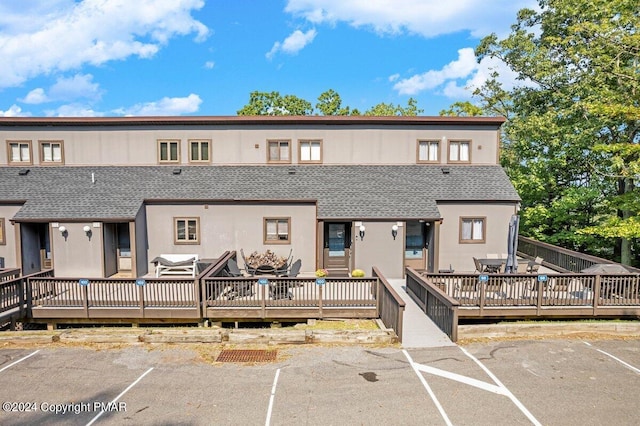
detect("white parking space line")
[584,342,640,374]
[265,368,281,426]
[413,362,507,395]
[459,347,542,426]
[86,367,153,426]
[0,350,39,373]
[403,350,453,426]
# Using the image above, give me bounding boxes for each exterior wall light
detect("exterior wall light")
[358,225,366,241]
[59,226,68,241]
[83,225,92,240]
[391,224,398,240]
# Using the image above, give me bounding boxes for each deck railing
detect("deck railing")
[373,267,405,342]
[1,269,54,322]
[417,271,640,319]
[518,236,640,273]
[406,267,459,341]
[201,275,378,320]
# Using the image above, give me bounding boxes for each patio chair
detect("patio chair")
[473,257,483,273]
[274,249,293,276]
[534,256,544,265]
[240,249,257,276]
[227,281,254,299]
[226,258,244,277]
[283,259,301,278]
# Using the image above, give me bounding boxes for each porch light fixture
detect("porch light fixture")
[59,226,68,241]
[83,225,92,240]
[391,224,398,240]
[358,225,366,241]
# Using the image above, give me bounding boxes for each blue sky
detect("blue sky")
[0,0,537,117]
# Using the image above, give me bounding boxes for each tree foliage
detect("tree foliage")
[238,90,421,117]
[475,0,640,263]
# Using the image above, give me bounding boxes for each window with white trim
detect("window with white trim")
[460,217,485,243]
[174,217,199,244]
[264,217,290,244]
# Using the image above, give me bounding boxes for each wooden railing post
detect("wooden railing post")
[536,278,544,316]
[139,285,145,318]
[18,278,26,319]
[318,284,323,319]
[593,274,601,316]
[82,285,89,318]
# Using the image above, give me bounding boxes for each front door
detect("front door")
[405,221,428,270]
[323,222,352,276]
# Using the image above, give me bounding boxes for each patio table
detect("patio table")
[477,258,505,273]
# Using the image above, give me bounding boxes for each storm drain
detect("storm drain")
[216,349,278,363]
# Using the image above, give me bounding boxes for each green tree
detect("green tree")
[237,91,313,116]
[315,89,357,115]
[439,101,484,117]
[364,98,423,116]
[476,0,640,264]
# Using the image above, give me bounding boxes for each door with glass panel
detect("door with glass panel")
[405,221,428,270]
[323,222,352,274]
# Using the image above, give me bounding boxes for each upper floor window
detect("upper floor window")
[189,139,210,163]
[267,140,291,163]
[264,217,290,244]
[448,140,471,163]
[417,140,439,163]
[158,139,180,163]
[299,140,322,163]
[0,218,5,245]
[40,141,64,164]
[460,217,485,243]
[7,140,32,165]
[174,217,199,244]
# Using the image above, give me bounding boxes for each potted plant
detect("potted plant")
[351,269,365,277]
[315,268,328,285]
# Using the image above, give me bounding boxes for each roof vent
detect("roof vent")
[172,168,182,175]
[288,168,296,175]
[441,167,450,175]
[18,169,30,176]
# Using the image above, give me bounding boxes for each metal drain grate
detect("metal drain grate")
[216,349,278,363]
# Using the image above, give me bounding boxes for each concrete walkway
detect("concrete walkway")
[388,279,456,348]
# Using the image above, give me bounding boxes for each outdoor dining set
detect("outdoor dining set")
[473,254,544,274]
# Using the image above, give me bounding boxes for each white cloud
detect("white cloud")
[114,93,203,116]
[204,61,215,69]
[393,48,477,95]
[21,74,102,104]
[47,104,103,117]
[266,29,317,60]
[21,88,49,104]
[1,105,29,117]
[393,48,530,99]
[388,73,400,82]
[0,0,209,88]
[285,0,537,38]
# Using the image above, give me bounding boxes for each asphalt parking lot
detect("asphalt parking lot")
[0,338,638,425]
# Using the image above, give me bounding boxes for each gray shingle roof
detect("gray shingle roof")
[0,165,520,221]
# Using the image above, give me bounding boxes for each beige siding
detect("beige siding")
[352,221,405,279]
[0,205,21,268]
[145,203,317,275]
[51,222,104,278]
[437,202,518,272]
[1,125,500,166]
